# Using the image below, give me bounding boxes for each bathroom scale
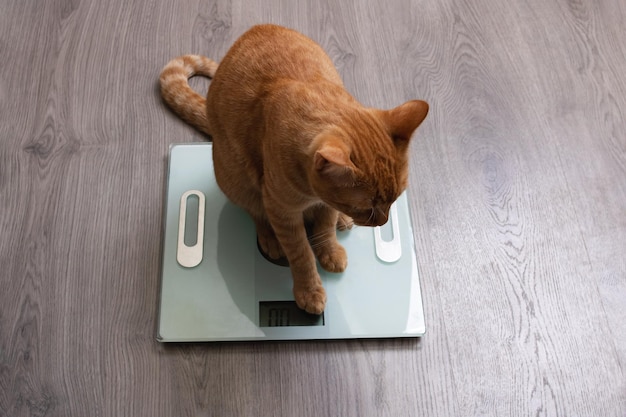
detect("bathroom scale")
[157,143,425,342]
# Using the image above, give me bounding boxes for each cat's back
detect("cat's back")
[221,24,340,85]
[207,24,342,110]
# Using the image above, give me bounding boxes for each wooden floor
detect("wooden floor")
[1,0,625,415]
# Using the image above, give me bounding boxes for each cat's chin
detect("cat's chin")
[353,218,388,227]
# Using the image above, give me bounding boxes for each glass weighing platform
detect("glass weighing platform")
[157,143,425,342]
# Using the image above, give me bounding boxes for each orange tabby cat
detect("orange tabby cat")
[160,24,428,314]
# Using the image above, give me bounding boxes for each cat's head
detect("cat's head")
[310,100,429,226]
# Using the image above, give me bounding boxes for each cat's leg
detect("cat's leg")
[222,180,285,259]
[253,216,285,259]
[263,192,326,314]
[307,205,348,273]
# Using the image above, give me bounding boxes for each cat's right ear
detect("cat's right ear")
[381,100,429,149]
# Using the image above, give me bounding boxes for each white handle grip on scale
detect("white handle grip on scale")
[374,202,402,263]
[177,190,205,268]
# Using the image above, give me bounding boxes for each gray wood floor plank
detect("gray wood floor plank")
[1,0,625,416]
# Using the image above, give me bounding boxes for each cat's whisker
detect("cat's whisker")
[309,239,332,249]
[367,208,376,225]
[376,207,388,222]
[307,229,331,241]
[307,230,334,248]
[308,235,334,249]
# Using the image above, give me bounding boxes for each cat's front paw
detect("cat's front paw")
[336,213,354,231]
[316,243,347,273]
[294,285,327,315]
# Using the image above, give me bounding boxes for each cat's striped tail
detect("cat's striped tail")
[159,55,218,136]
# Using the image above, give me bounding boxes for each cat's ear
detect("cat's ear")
[314,141,355,183]
[380,100,429,149]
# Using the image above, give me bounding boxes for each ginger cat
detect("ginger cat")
[160,24,428,314]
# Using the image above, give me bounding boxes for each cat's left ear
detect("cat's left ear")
[313,140,355,185]
[379,100,429,149]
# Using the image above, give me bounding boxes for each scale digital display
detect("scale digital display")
[259,301,325,327]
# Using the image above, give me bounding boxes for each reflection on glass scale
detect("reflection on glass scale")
[157,143,425,342]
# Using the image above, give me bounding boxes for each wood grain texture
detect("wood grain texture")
[1,0,625,416]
